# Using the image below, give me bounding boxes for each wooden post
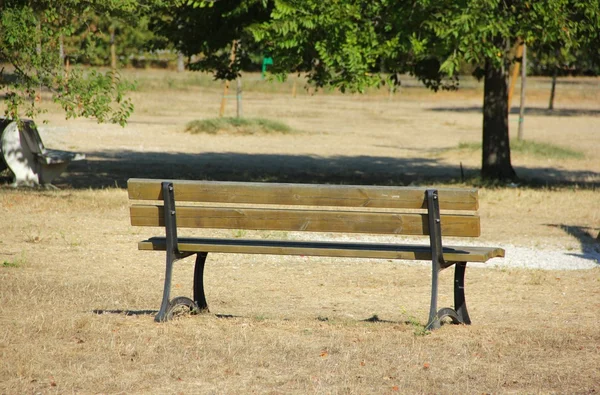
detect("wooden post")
[109,25,117,84]
[549,68,557,110]
[507,42,524,111]
[236,42,243,118]
[219,40,237,117]
[236,73,243,118]
[59,35,64,66]
[517,43,527,141]
[219,80,230,118]
[60,35,67,82]
[177,52,185,73]
[65,58,70,94]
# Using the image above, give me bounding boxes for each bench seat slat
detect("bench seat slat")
[127,179,479,211]
[138,237,504,263]
[130,205,481,237]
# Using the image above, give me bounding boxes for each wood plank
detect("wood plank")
[127,178,479,211]
[138,237,505,263]
[130,205,481,237]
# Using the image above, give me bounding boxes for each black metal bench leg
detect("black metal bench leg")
[454,262,471,325]
[155,250,176,322]
[425,189,444,331]
[155,181,178,323]
[193,252,210,312]
[426,260,442,330]
[425,261,471,330]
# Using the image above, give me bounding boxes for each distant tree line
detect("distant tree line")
[53,5,600,77]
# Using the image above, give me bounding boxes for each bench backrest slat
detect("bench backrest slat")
[130,205,480,237]
[128,179,478,211]
[127,179,481,238]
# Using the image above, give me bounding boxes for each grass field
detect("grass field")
[1,70,599,394]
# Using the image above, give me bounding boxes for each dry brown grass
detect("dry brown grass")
[1,71,599,393]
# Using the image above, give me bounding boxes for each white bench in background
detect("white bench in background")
[0,118,85,186]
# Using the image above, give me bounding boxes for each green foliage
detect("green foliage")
[0,1,142,123]
[54,69,135,126]
[251,1,402,92]
[251,0,599,91]
[419,0,600,80]
[185,117,293,135]
[149,0,271,80]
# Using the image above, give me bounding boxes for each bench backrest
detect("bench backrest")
[128,179,481,237]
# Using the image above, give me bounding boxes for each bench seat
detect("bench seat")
[139,236,504,263]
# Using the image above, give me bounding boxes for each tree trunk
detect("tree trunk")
[481,59,517,180]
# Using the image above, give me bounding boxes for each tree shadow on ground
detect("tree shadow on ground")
[47,150,470,189]
[511,167,599,188]
[429,106,600,117]
[544,224,600,264]
[18,149,596,189]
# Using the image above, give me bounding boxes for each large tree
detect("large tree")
[149,0,272,80]
[0,0,142,124]
[251,0,600,180]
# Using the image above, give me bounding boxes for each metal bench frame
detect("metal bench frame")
[155,181,472,330]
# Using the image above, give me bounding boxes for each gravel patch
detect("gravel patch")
[288,233,600,271]
[472,245,600,270]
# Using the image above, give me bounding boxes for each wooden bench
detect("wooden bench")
[0,118,85,186]
[128,178,504,330]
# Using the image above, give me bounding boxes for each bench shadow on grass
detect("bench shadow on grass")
[429,106,600,117]
[544,224,600,264]
[93,309,158,316]
[91,310,414,325]
[38,150,600,189]
[92,309,240,319]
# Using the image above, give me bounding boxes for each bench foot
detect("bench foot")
[426,308,463,330]
[426,261,471,331]
[166,296,200,320]
[155,251,209,322]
